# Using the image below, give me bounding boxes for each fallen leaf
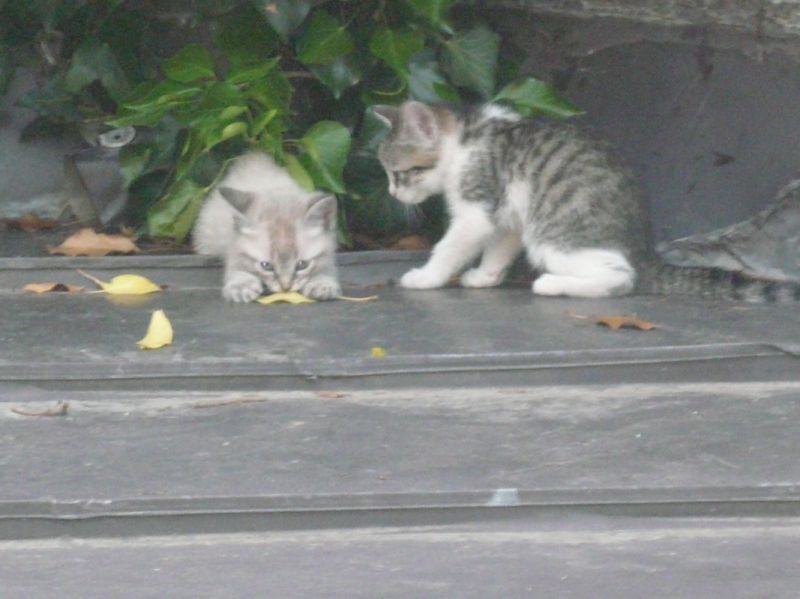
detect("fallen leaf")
[337,294,379,302]
[318,391,349,399]
[23,282,84,294]
[137,309,174,349]
[48,228,140,256]
[388,235,431,251]
[3,215,59,232]
[256,291,317,305]
[119,225,138,239]
[371,346,386,358]
[570,312,659,331]
[78,270,162,295]
[256,292,378,305]
[11,401,68,417]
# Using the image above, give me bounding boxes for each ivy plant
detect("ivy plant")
[1,0,582,245]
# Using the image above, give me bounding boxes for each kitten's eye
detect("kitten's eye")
[407,166,431,175]
[259,261,274,272]
[295,259,310,272]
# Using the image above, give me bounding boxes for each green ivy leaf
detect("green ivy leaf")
[369,27,424,82]
[220,120,248,142]
[215,3,279,67]
[299,121,352,193]
[225,58,278,86]
[284,154,315,191]
[405,0,457,34]
[64,39,130,101]
[119,146,152,190]
[493,77,583,119]
[252,108,278,135]
[309,54,363,99]
[250,0,311,41]
[441,25,499,99]
[147,177,207,242]
[163,44,215,83]
[408,50,460,104]
[246,69,292,112]
[296,10,354,66]
[494,77,583,119]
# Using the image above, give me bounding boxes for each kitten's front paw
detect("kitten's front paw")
[223,274,263,303]
[461,268,503,288]
[303,277,342,301]
[400,267,447,289]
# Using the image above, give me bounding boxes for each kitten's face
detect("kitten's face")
[224,190,337,293]
[375,102,445,205]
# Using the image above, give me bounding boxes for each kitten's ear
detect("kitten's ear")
[372,105,399,129]
[219,187,255,231]
[219,187,255,215]
[305,193,337,231]
[400,101,439,145]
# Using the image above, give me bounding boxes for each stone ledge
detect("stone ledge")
[481,0,800,40]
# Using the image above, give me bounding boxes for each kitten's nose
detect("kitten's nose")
[278,273,294,290]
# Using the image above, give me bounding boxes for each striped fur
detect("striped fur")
[373,101,800,302]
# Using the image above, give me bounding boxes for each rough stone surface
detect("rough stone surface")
[489,0,800,39]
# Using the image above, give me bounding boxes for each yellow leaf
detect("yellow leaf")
[137,309,173,350]
[256,291,317,305]
[78,270,162,295]
[255,292,378,305]
[371,346,386,358]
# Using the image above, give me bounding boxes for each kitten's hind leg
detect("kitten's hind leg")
[401,206,494,289]
[530,247,636,298]
[461,230,523,288]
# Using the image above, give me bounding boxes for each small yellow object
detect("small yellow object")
[256,291,317,305]
[78,270,161,295]
[137,309,173,350]
[370,346,386,359]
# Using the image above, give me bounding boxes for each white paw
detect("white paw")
[223,275,263,303]
[302,277,342,300]
[461,268,503,288]
[400,267,447,289]
[532,274,565,296]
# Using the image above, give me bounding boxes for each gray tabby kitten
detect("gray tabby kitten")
[193,152,341,302]
[374,101,800,301]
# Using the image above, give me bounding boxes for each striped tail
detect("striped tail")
[642,262,800,302]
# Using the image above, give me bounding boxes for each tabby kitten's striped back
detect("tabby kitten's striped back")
[373,101,800,302]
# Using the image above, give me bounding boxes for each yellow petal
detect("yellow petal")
[256,291,317,305]
[137,309,174,350]
[370,346,386,359]
[78,270,162,295]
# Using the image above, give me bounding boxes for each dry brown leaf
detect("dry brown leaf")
[318,391,349,399]
[119,225,138,239]
[48,228,140,256]
[570,312,658,331]
[2,215,59,232]
[11,401,69,417]
[23,282,84,294]
[388,235,431,251]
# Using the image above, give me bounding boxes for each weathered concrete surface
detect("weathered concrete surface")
[490,0,800,39]
[3,520,800,599]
